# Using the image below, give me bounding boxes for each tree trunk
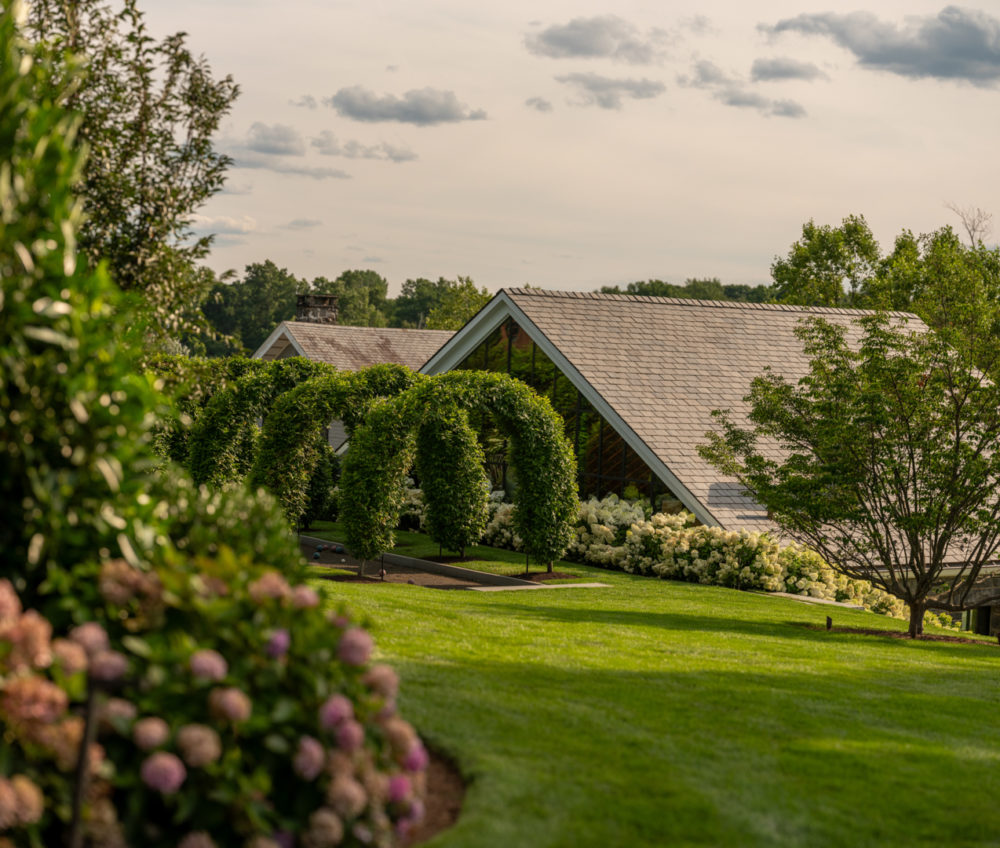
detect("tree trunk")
[547,561,553,574]
[907,602,925,638]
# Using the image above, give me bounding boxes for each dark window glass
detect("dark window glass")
[530,343,555,397]
[485,325,506,372]
[508,321,533,384]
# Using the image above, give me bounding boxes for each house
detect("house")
[421,287,916,532]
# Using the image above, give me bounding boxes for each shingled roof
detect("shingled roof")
[253,322,454,372]
[423,288,921,533]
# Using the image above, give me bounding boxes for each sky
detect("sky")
[142,0,1000,297]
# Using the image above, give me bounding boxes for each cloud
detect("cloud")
[291,94,317,109]
[555,72,665,109]
[219,181,253,196]
[762,6,1000,86]
[311,130,417,162]
[525,96,553,112]
[190,214,257,237]
[525,15,668,64]
[246,122,306,155]
[232,153,351,180]
[281,218,322,230]
[678,60,807,118]
[325,86,487,125]
[362,256,383,263]
[750,57,828,82]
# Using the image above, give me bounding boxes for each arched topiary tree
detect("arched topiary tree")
[341,370,578,569]
[186,357,332,486]
[249,364,422,524]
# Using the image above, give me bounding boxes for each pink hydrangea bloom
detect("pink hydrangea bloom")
[381,717,417,755]
[362,664,398,699]
[177,724,222,768]
[0,775,44,828]
[69,621,109,657]
[0,579,22,624]
[387,774,411,804]
[265,628,290,659]
[189,649,228,681]
[52,638,88,675]
[319,694,353,729]
[0,609,53,671]
[248,571,290,604]
[209,687,252,722]
[293,735,325,781]
[326,775,367,819]
[1,674,68,725]
[271,830,295,848]
[337,627,373,666]
[140,751,187,794]
[133,716,170,750]
[291,585,320,609]
[89,649,128,682]
[102,698,138,725]
[305,808,344,848]
[335,719,364,753]
[403,742,429,773]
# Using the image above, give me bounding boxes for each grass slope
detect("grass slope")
[307,528,1000,847]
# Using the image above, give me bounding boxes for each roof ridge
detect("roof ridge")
[500,287,917,319]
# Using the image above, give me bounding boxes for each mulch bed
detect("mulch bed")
[517,571,579,582]
[404,749,466,846]
[798,622,997,645]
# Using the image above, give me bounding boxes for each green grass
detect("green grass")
[307,523,1000,847]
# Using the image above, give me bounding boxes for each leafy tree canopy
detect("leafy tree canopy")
[25,0,238,336]
[600,278,773,303]
[425,276,491,330]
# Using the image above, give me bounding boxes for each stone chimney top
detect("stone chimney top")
[296,293,339,325]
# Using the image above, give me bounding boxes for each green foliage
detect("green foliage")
[771,214,881,306]
[424,275,491,330]
[25,0,239,336]
[249,364,422,526]
[302,441,339,528]
[0,11,163,610]
[341,370,577,565]
[186,357,333,487]
[600,278,774,302]
[313,269,390,327]
[415,401,490,553]
[699,313,1000,636]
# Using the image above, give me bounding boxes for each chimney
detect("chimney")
[296,294,339,325]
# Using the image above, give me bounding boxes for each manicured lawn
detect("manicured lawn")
[307,525,1000,847]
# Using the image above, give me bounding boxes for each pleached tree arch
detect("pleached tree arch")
[248,364,423,524]
[340,370,578,569]
[186,357,333,486]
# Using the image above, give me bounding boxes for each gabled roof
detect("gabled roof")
[422,288,921,532]
[253,322,454,372]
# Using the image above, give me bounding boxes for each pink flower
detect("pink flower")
[381,718,417,755]
[265,628,290,659]
[209,687,252,722]
[387,774,411,804]
[403,742,429,773]
[293,735,325,781]
[337,628,373,667]
[1,674,68,725]
[335,719,364,753]
[0,775,43,828]
[177,724,222,767]
[133,717,170,751]
[178,833,217,848]
[89,649,128,682]
[100,698,137,731]
[141,751,187,794]
[319,694,353,729]
[248,571,290,604]
[291,585,320,609]
[52,638,88,675]
[0,579,22,624]
[189,649,228,681]
[69,622,109,657]
[0,609,52,671]
[272,830,295,848]
[304,808,343,847]
[329,613,349,629]
[362,664,398,699]
[326,775,367,819]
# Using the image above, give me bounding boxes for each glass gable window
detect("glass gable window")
[455,317,687,511]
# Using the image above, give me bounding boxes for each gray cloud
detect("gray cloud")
[762,6,1000,86]
[555,72,665,109]
[190,215,256,245]
[232,153,351,180]
[311,130,417,162]
[362,256,383,263]
[526,15,668,64]
[525,96,554,112]
[246,122,306,155]
[678,60,807,118]
[325,86,487,125]
[291,94,317,109]
[751,57,828,82]
[281,218,322,230]
[219,181,253,196]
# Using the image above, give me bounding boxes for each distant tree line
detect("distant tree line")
[600,277,773,302]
